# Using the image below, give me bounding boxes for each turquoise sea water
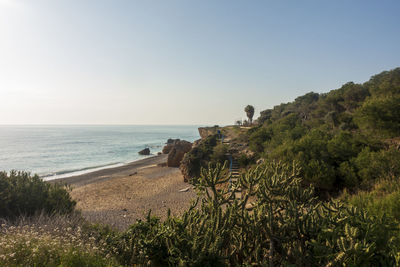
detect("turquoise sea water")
[0,125,200,180]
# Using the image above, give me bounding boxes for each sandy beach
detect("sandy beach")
[52,154,197,229]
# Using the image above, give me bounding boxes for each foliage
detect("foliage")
[0,171,76,219]
[105,162,400,266]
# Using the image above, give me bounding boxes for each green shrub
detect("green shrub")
[0,171,76,219]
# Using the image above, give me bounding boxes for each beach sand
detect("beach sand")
[52,154,197,230]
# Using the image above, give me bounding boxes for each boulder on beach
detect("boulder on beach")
[162,139,180,154]
[138,148,150,155]
[167,140,192,167]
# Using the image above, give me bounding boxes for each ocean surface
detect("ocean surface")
[0,125,200,180]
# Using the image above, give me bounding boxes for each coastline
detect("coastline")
[1,125,200,182]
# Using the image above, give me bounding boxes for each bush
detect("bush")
[0,171,76,219]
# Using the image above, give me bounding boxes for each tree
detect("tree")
[245,105,255,124]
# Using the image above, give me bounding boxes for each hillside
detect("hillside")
[182,68,400,201]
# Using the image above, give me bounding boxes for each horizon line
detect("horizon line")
[0,123,222,126]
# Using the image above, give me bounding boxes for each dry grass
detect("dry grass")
[0,213,118,266]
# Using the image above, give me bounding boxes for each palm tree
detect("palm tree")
[244,105,255,124]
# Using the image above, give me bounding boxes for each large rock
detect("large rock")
[167,140,192,167]
[162,139,180,154]
[138,148,150,155]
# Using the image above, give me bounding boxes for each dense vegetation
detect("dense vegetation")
[247,68,400,195]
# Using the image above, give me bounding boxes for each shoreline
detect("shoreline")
[50,154,167,187]
[42,152,162,182]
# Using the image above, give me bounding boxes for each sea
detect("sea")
[0,125,201,180]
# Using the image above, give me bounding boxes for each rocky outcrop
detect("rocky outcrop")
[162,139,181,154]
[167,140,192,167]
[198,127,219,139]
[138,148,150,155]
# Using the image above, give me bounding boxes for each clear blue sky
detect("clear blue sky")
[1,0,399,125]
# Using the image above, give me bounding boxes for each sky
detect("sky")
[0,0,399,125]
